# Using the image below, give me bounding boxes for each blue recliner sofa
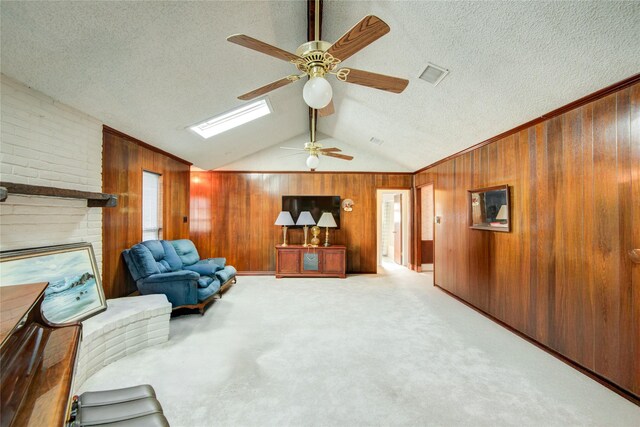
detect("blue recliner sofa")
[122,239,236,314]
[168,239,237,295]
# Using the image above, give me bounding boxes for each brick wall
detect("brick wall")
[0,74,103,272]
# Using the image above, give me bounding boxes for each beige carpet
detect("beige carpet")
[80,264,640,426]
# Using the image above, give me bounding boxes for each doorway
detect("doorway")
[377,189,410,269]
[418,184,434,272]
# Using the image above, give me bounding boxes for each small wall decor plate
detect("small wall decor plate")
[342,198,354,211]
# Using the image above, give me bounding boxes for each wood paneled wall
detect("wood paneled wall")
[102,127,191,299]
[189,172,412,273]
[415,83,640,398]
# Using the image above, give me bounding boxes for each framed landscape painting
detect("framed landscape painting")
[0,243,106,325]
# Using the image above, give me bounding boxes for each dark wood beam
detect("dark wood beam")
[0,182,117,207]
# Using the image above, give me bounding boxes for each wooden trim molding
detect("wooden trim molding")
[434,285,640,406]
[415,72,640,173]
[103,126,192,166]
[209,170,413,175]
[237,271,276,276]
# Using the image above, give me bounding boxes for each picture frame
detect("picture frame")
[0,242,107,326]
[468,185,511,232]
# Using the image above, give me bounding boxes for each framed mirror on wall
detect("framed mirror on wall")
[468,185,511,232]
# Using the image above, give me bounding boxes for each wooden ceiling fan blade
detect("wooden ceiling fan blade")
[319,147,341,152]
[323,152,354,161]
[227,34,302,62]
[238,76,298,100]
[318,100,335,117]
[326,15,390,62]
[339,68,408,93]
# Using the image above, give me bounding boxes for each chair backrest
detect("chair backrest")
[122,240,183,281]
[169,239,200,267]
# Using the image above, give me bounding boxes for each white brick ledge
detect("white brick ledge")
[74,295,172,391]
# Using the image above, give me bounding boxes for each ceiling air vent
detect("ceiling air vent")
[419,63,449,86]
[369,137,384,146]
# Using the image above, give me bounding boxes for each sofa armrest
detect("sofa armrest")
[215,266,237,284]
[137,271,199,307]
[143,270,199,283]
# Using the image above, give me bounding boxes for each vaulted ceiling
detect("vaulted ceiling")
[2,1,638,171]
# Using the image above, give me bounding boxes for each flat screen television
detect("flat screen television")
[282,195,341,229]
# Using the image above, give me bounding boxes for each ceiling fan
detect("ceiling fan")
[280,108,353,170]
[226,0,409,115]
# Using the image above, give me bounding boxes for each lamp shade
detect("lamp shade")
[274,211,294,226]
[317,212,337,228]
[496,205,508,221]
[306,155,320,169]
[303,76,332,109]
[296,211,316,226]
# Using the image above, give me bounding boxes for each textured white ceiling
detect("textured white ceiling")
[218,132,412,172]
[2,1,639,171]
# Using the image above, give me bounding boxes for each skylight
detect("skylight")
[189,98,272,139]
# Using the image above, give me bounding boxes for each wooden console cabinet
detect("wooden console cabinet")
[275,245,346,278]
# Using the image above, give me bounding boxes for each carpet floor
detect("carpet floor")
[80,264,640,426]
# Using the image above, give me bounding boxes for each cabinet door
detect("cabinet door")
[277,249,300,274]
[322,250,345,274]
[301,251,321,272]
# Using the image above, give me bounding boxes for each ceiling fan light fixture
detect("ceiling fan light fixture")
[306,154,320,169]
[303,76,332,109]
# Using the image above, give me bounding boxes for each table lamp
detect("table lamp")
[310,226,321,247]
[317,212,337,247]
[296,211,316,247]
[275,211,294,246]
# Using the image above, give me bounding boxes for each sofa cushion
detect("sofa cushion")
[139,240,182,273]
[215,266,237,284]
[129,244,161,278]
[184,260,223,276]
[170,239,200,267]
[160,241,183,271]
[141,240,165,261]
[197,279,221,302]
[197,276,214,288]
